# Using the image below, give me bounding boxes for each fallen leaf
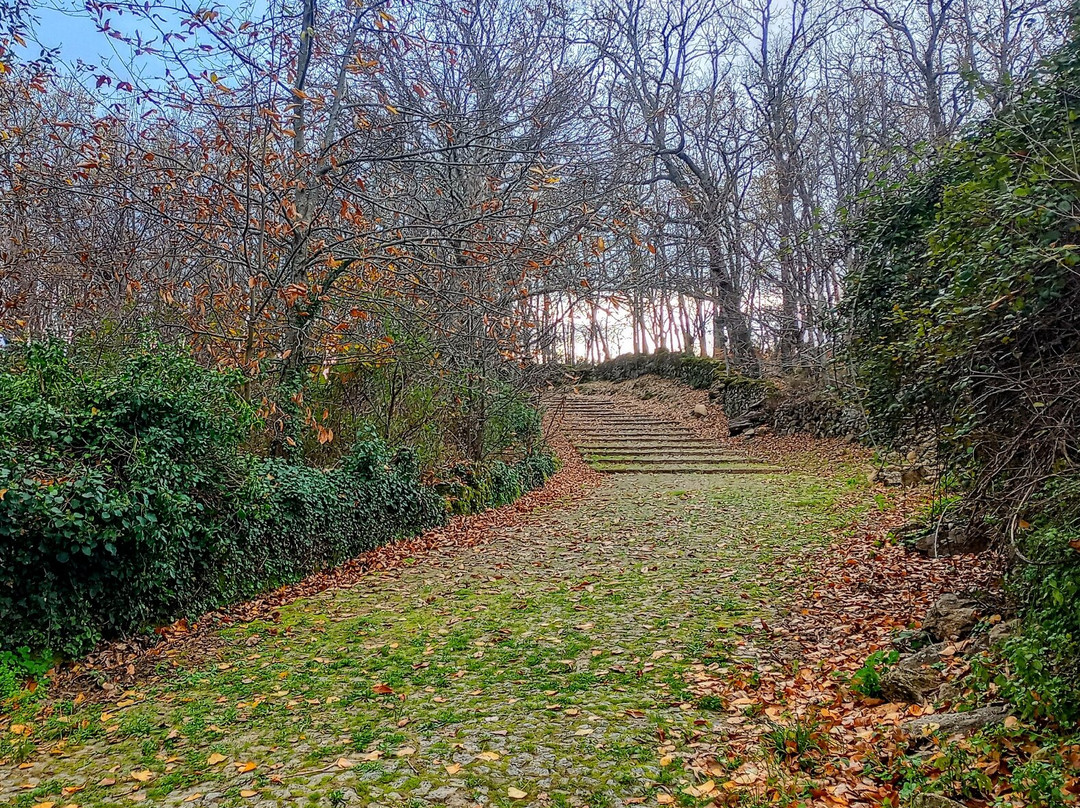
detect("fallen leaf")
[445,763,462,775]
[131,770,153,782]
[206,753,227,766]
[657,795,675,805]
[477,751,500,761]
[240,789,258,798]
[508,787,527,799]
[335,757,354,769]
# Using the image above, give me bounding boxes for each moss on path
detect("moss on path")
[2,466,869,808]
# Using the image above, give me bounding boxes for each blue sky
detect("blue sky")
[26,2,258,80]
[32,4,128,67]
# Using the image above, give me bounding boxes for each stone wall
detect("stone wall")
[772,396,864,439]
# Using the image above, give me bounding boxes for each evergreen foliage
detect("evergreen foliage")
[0,341,552,657]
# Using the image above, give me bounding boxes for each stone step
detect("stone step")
[566,423,693,429]
[565,419,682,425]
[586,456,752,466]
[570,432,695,438]
[582,449,738,457]
[593,464,781,475]
[573,439,715,447]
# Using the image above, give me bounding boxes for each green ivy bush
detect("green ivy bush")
[441,453,558,515]
[219,446,446,603]
[0,341,555,659]
[0,341,255,655]
[842,27,1080,509]
[997,478,1080,723]
[571,350,731,389]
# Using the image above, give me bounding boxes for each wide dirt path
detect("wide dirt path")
[2,401,868,808]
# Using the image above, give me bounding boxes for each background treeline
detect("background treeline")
[1,0,1070,378]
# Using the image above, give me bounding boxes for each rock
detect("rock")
[903,705,1010,739]
[892,520,928,543]
[882,470,905,486]
[915,523,989,557]
[906,795,965,808]
[693,403,708,417]
[989,618,1020,646]
[937,679,967,706]
[901,466,929,486]
[881,663,942,704]
[923,595,978,641]
[892,629,934,654]
[881,643,946,704]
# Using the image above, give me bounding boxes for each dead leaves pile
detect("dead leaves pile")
[675,489,1056,807]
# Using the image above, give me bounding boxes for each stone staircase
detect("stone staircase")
[551,395,779,475]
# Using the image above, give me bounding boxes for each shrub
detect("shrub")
[997,477,1080,723]
[571,350,732,388]
[850,649,898,699]
[0,340,254,655]
[1,341,555,659]
[220,445,447,602]
[442,453,557,515]
[841,22,1080,719]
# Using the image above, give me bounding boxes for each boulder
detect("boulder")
[902,705,1010,739]
[989,618,1020,646]
[880,643,946,704]
[906,795,965,808]
[915,523,989,557]
[936,679,968,706]
[693,403,708,417]
[881,664,943,704]
[923,595,978,641]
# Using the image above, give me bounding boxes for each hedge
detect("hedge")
[0,342,553,657]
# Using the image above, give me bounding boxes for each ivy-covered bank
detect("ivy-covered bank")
[843,23,1080,722]
[0,342,555,671]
